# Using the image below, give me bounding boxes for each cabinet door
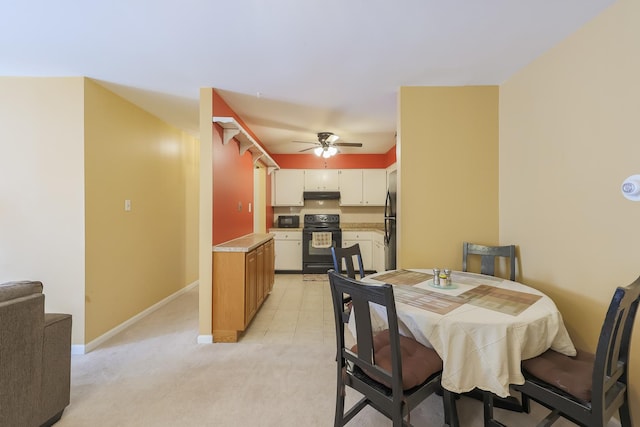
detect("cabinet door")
[264,239,275,292]
[245,250,258,324]
[338,169,363,205]
[273,169,304,206]
[342,232,373,271]
[256,244,265,306]
[304,169,339,190]
[372,233,385,273]
[274,233,302,271]
[362,169,387,206]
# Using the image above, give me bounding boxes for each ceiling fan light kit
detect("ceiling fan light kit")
[314,145,338,158]
[294,131,363,157]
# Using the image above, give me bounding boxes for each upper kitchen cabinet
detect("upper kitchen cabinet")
[304,169,339,191]
[339,169,387,206]
[272,169,304,206]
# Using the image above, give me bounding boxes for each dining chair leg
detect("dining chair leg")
[620,402,632,427]
[483,391,507,427]
[520,391,530,413]
[334,370,345,426]
[443,389,459,427]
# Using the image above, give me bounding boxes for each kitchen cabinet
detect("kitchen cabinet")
[342,231,373,271]
[212,234,275,342]
[304,169,339,191]
[338,169,387,206]
[264,238,275,292]
[272,230,302,271]
[372,232,385,273]
[363,169,387,205]
[273,169,304,206]
[245,249,258,322]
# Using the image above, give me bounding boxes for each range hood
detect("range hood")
[303,191,341,200]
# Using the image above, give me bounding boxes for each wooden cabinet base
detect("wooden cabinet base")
[212,235,275,344]
[212,330,241,343]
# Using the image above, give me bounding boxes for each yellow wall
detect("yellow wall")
[500,0,639,410]
[0,77,87,344]
[84,79,199,343]
[398,86,499,271]
[198,88,213,340]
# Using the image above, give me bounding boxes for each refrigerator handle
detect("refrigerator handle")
[384,190,391,217]
[384,218,388,242]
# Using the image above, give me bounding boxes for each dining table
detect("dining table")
[348,269,576,398]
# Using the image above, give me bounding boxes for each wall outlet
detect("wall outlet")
[124,199,132,211]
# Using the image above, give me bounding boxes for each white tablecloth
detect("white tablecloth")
[349,270,576,397]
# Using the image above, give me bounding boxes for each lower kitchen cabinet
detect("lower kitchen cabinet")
[264,238,275,292]
[342,231,373,272]
[272,230,302,272]
[212,234,275,342]
[372,231,385,273]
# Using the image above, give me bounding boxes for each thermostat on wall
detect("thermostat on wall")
[621,175,640,201]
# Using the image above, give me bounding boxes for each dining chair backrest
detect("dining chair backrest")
[462,242,516,281]
[331,244,365,280]
[513,275,640,427]
[326,270,457,426]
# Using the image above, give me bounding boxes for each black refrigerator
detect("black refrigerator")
[384,170,397,270]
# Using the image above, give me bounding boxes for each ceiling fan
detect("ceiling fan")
[294,132,363,158]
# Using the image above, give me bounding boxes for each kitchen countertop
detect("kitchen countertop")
[341,222,385,232]
[212,233,274,252]
[269,223,384,233]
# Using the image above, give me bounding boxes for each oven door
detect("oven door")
[302,229,342,274]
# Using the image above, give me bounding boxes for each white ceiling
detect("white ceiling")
[1,0,615,155]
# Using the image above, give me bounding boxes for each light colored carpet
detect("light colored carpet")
[56,276,601,427]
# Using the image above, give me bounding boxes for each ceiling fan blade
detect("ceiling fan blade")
[292,140,320,145]
[333,142,363,147]
[298,146,317,152]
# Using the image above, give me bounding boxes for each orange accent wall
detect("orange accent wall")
[385,144,397,165]
[212,96,255,245]
[212,124,254,244]
[212,90,271,154]
[271,152,396,169]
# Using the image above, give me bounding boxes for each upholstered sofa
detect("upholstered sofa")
[0,281,72,426]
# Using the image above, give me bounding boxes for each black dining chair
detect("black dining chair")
[331,244,366,322]
[462,242,523,415]
[327,270,459,427]
[484,275,640,427]
[331,244,366,280]
[462,242,516,281]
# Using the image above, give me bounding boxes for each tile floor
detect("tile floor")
[239,273,342,345]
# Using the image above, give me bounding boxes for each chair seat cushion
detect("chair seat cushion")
[522,349,594,403]
[352,329,442,390]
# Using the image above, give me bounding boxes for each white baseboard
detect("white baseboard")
[72,280,199,355]
[197,335,213,344]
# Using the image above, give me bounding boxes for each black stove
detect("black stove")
[302,214,342,274]
[303,214,341,231]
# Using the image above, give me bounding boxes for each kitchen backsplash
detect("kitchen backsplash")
[273,200,383,226]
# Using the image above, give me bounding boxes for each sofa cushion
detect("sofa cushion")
[522,349,594,403]
[0,281,43,303]
[351,329,443,390]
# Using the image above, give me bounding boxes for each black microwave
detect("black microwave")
[277,215,300,228]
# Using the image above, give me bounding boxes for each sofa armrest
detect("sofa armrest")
[39,313,72,426]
